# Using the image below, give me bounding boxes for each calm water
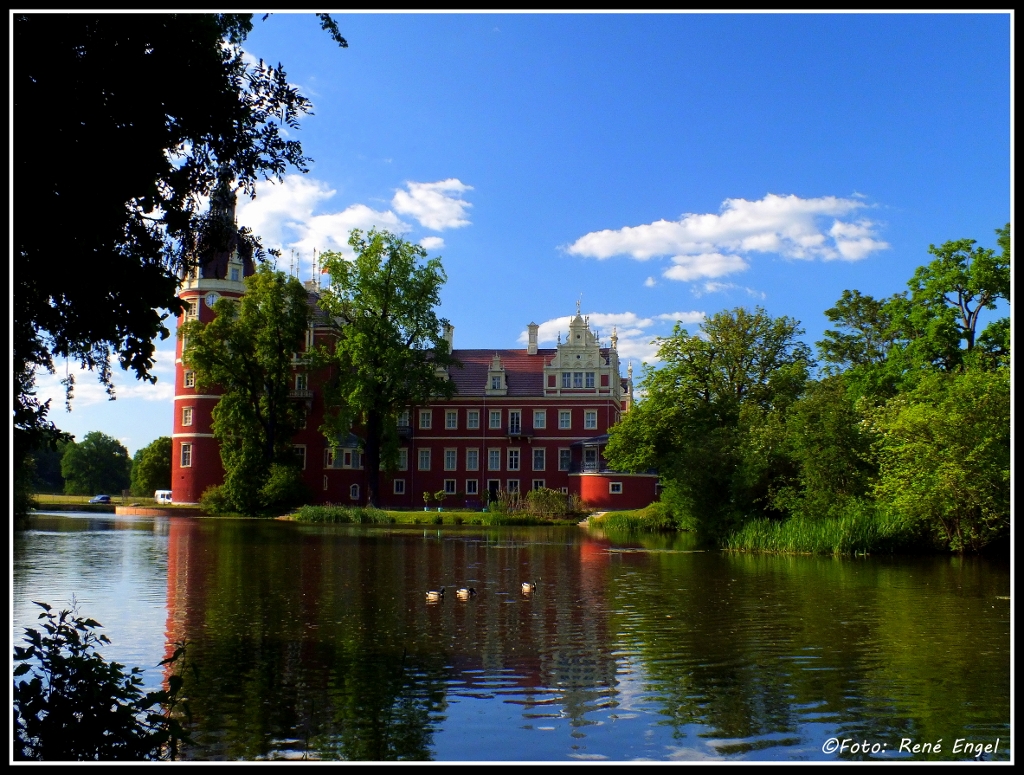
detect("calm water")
[13,513,1011,762]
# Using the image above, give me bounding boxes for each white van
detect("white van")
[154,490,173,505]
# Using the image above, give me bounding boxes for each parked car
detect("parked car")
[88,495,111,504]
[154,490,173,505]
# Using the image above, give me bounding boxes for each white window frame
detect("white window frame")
[444,479,457,495]
[585,410,598,430]
[560,486,569,495]
[507,479,520,494]
[446,410,458,429]
[467,410,480,429]
[466,479,479,495]
[561,372,571,388]
[295,373,308,391]
[559,410,571,429]
[293,445,307,470]
[533,409,546,429]
[418,449,431,471]
[444,448,457,471]
[398,410,410,427]
[491,375,502,390]
[230,266,240,282]
[573,372,583,388]
[183,370,195,388]
[533,448,545,471]
[393,479,406,495]
[466,448,479,471]
[325,448,335,469]
[559,448,571,471]
[488,448,501,471]
[508,410,522,434]
[507,448,520,471]
[610,482,623,494]
[350,484,360,500]
[586,372,595,389]
[323,475,328,491]
[419,410,432,429]
[532,479,545,491]
[180,442,192,468]
[489,410,501,429]
[398,448,408,471]
[182,406,193,427]
[343,450,353,468]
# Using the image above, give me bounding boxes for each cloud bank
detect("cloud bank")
[567,193,888,283]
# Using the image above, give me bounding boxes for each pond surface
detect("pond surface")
[13,512,1011,762]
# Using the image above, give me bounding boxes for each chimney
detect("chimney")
[444,324,454,353]
[527,322,539,355]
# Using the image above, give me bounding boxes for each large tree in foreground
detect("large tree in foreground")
[13,13,345,521]
[180,264,312,515]
[316,230,458,507]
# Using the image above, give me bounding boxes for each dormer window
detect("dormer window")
[491,376,501,390]
[230,267,240,282]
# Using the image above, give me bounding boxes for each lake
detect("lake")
[13,512,1011,762]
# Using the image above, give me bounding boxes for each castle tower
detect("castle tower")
[171,176,255,504]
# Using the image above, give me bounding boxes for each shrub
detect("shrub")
[199,485,233,515]
[14,601,190,761]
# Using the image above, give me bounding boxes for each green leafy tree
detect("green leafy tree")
[130,437,173,497]
[606,307,812,537]
[867,369,1010,552]
[180,263,312,515]
[14,601,190,761]
[14,13,345,524]
[60,431,132,496]
[315,229,458,507]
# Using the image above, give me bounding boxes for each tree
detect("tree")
[867,369,1010,552]
[180,263,312,515]
[14,13,345,522]
[316,229,458,507]
[60,432,132,496]
[605,307,812,537]
[130,437,173,497]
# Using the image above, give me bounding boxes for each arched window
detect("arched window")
[349,484,360,501]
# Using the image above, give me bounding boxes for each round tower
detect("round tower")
[171,178,255,504]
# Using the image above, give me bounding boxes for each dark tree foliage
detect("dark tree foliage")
[130,437,173,497]
[13,13,344,521]
[60,431,132,496]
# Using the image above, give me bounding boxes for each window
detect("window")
[183,371,195,388]
[343,451,352,468]
[230,267,240,282]
[185,300,198,321]
[507,449,520,470]
[398,410,410,427]
[532,479,545,491]
[323,475,328,491]
[394,479,406,494]
[466,479,478,495]
[491,375,502,390]
[297,407,307,429]
[293,445,306,470]
[446,410,458,429]
[507,479,520,494]
[466,449,479,471]
[444,449,457,471]
[610,482,623,494]
[467,410,480,429]
[561,372,571,388]
[559,411,571,429]
[324,448,336,469]
[508,411,521,434]
[560,486,569,494]
[180,443,192,468]
[181,406,193,426]
[573,372,583,388]
[533,448,545,471]
[419,410,432,429]
[295,373,307,391]
[585,372,595,389]
[489,410,501,429]
[488,448,501,471]
[585,411,598,430]
[350,484,360,500]
[533,410,546,429]
[559,448,571,471]
[398,449,408,471]
[444,479,457,495]
[418,449,431,470]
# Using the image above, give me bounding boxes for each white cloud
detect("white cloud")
[655,311,705,324]
[692,281,767,299]
[34,347,178,409]
[292,205,409,258]
[419,236,445,250]
[391,179,473,231]
[236,175,336,250]
[644,276,657,287]
[567,193,889,283]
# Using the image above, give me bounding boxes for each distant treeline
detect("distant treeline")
[606,225,1010,555]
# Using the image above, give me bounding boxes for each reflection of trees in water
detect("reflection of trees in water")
[604,550,1010,758]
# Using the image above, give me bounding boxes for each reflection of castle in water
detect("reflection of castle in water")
[162,519,619,757]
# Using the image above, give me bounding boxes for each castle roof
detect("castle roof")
[449,348,611,397]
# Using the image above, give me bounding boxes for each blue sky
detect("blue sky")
[36,12,1011,454]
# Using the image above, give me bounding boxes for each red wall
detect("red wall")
[575,473,659,511]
